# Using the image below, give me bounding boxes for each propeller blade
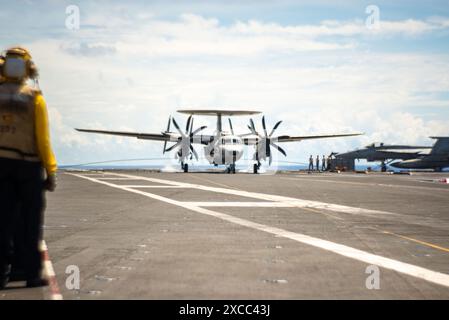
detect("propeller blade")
[191,125,207,136]
[172,117,186,137]
[172,117,181,131]
[266,144,272,165]
[163,116,171,154]
[185,115,192,134]
[270,142,287,157]
[190,117,194,135]
[228,118,234,135]
[165,141,181,152]
[262,116,268,137]
[190,145,199,161]
[249,118,257,134]
[269,120,282,137]
[166,116,171,132]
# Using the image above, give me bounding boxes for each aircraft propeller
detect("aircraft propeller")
[164,115,206,162]
[248,116,287,165]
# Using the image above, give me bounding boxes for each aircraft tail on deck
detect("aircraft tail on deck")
[430,137,449,155]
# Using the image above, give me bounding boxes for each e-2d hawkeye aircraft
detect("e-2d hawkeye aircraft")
[76,109,362,173]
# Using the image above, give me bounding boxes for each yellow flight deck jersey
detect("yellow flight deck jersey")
[35,93,58,175]
[0,82,57,175]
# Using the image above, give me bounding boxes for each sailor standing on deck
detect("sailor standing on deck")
[0,47,57,289]
[308,155,314,171]
[322,155,326,171]
[316,155,320,172]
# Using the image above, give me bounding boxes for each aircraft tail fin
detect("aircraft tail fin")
[430,137,449,155]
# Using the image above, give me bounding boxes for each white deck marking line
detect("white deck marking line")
[281,177,449,192]
[90,172,395,218]
[120,185,189,188]
[96,177,139,180]
[183,201,295,207]
[69,173,449,288]
[40,240,63,300]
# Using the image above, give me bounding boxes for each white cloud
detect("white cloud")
[60,42,117,57]
[12,12,449,164]
[67,14,449,58]
[230,18,444,37]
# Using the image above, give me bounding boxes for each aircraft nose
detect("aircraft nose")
[390,161,403,168]
[391,160,417,168]
[223,146,243,161]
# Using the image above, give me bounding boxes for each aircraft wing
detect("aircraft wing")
[376,146,432,151]
[75,128,215,144]
[275,132,363,142]
[75,128,172,141]
[241,132,362,145]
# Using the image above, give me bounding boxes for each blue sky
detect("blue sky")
[1,0,449,167]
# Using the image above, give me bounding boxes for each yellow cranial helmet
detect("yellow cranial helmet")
[1,46,38,82]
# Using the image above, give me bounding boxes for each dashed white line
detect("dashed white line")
[69,172,449,289]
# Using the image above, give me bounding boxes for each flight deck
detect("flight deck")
[2,170,449,300]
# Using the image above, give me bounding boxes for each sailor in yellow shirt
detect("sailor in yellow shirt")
[0,47,57,289]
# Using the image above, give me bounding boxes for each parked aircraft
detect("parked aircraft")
[390,137,449,171]
[335,142,432,171]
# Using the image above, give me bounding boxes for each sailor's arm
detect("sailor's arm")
[34,93,58,177]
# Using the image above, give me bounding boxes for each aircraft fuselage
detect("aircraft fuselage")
[204,135,244,165]
[390,156,449,171]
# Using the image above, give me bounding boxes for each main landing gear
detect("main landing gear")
[226,163,236,174]
[253,161,261,174]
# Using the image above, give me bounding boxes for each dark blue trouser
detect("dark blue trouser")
[0,158,45,280]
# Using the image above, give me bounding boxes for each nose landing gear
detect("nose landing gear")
[181,162,189,173]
